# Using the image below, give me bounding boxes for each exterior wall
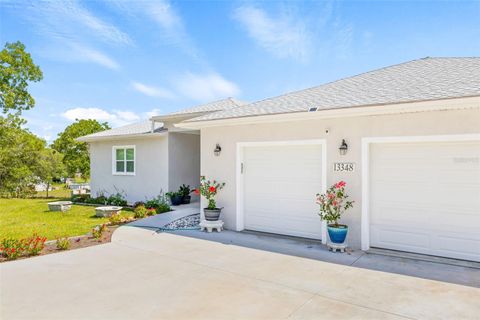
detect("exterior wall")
[200,108,480,248]
[89,136,169,203]
[168,132,201,201]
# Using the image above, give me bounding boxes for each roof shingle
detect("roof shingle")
[187,57,480,122]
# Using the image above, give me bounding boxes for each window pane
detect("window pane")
[116,149,125,161]
[126,148,134,160]
[116,161,125,172]
[126,161,134,173]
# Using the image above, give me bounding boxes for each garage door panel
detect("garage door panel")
[370,140,480,262]
[243,144,323,240]
[245,197,317,213]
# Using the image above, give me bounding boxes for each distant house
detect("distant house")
[79,58,480,262]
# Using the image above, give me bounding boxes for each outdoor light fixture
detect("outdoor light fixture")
[339,139,348,155]
[214,144,222,156]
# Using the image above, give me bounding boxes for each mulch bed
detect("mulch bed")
[0,225,119,263]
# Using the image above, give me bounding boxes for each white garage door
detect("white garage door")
[243,143,324,239]
[370,140,480,262]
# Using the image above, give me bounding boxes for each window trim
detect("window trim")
[112,145,136,176]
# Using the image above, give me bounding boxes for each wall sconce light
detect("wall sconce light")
[339,139,348,155]
[214,144,222,156]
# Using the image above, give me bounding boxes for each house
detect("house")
[77,98,246,202]
[81,57,480,262]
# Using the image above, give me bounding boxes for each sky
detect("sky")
[1,0,480,143]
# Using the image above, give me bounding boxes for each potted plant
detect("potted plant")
[166,191,183,206]
[195,176,225,221]
[316,181,354,244]
[179,184,193,204]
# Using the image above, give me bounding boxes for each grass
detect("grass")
[0,197,132,240]
[34,184,71,198]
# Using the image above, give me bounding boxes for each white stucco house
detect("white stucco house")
[77,98,246,202]
[80,57,480,262]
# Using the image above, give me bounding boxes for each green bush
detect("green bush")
[56,237,70,250]
[144,194,171,213]
[134,205,148,219]
[92,224,107,239]
[107,192,127,206]
[109,212,124,225]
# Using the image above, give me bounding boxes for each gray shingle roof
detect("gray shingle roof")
[187,57,480,122]
[77,121,165,141]
[78,98,246,141]
[160,97,247,117]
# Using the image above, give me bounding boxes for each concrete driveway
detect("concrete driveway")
[1,226,479,320]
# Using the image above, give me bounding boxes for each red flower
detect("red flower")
[11,248,15,253]
[194,189,200,195]
[335,181,346,189]
[209,186,216,193]
[327,193,335,199]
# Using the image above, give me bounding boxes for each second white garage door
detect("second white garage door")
[242,143,324,239]
[369,140,480,262]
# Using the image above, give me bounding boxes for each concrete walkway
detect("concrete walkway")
[171,229,480,288]
[1,226,479,319]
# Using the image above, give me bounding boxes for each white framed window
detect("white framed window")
[112,145,135,175]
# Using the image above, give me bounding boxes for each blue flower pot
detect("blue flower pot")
[327,225,348,244]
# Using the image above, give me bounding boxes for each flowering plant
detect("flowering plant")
[23,233,47,256]
[195,176,225,209]
[316,181,354,226]
[0,238,24,260]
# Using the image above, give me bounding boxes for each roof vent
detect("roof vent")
[308,107,318,112]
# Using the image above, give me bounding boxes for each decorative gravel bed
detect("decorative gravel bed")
[160,214,200,231]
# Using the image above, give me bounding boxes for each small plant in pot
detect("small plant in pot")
[316,181,354,244]
[195,176,225,221]
[166,191,183,206]
[179,184,193,204]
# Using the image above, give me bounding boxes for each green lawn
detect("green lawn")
[0,197,123,240]
[34,184,72,198]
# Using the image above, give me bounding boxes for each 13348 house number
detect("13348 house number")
[333,162,355,172]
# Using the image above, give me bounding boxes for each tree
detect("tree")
[52,119,110,178]
[36,148,66,198]
[0,41,43,115]
[0,115,46,197]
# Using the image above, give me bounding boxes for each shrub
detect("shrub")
[146,208,156,216]
[156,202,170,214]
[109,212,124,225]
[72,195,86,203]
[96,195,107,204]
[0,238,25,260]
[134,205,148,219]
[144,193,171,213]
[92,224,107,239]
[133,201,145,208]
[107,192,127,206]
[56,237,70,250]
[23,234,47,256]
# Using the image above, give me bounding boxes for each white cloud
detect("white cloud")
[109,0,197,57]
[62,107,140,127]
[174,73,240,102]
[20,0,132,46]
[132,82,174,98]
[72,44,120,70]
[233,5,312,61]
[143,108,162,119]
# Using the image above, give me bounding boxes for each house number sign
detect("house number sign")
[333,162,355,172]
